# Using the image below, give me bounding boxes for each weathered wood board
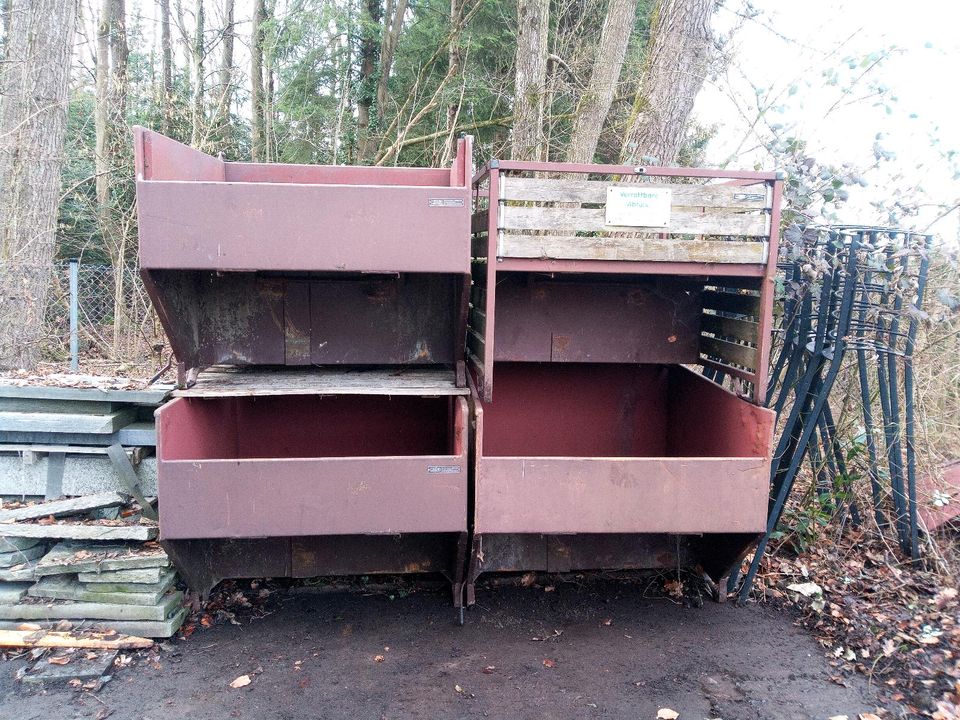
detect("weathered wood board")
[500,177,771,208]
[500,205,769,237]
[0,522,157,542]
[499,234,767,264]
[0,492,129,523]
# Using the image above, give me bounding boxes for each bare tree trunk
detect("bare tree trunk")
[440,0,465,165]
[620,0,713,166]
[0,0,78,369]
[189,0,205,146]
[160,0,173,134]
[263,0,275,161]
[109,0,128,121]
[565,0,637,163]
[374,0,407,115]
[250,0,266,161]
[1,0,10,52]
[213,0,234,143]
[510,0,549,161]
[356,0,381,162]
[95,0,110,212]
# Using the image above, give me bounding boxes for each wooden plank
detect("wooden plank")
[501,176,771,208]
[499,234,766,264]
[500,205,768,237]
[0,409,136,435]
[0,590,182,622]
[470,282,486,310]
[0,522,158,541]
[35,542,169,577]
[701,290,761,317]
[0,607,187,638]
[466,328,486,363]
[0,492,129,523]
[700,314,759,344]
[700,336,758,370]
[0,628,154,650]
[172,367,468,398]
[469,308,487,336]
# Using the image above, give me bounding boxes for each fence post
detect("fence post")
[69,259,79,372]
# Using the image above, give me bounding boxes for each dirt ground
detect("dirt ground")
[1,577,881,720]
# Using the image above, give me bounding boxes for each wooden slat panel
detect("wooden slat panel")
[467,327,485,363]
[700,313,759,344]
[499,234,766,264]
[471,210,489,234]
[701,290,761,317]
[501,176,770,209]
[700,336,758,370]
[500,205,768,237]
[469,307,487,336]
[470,282,486,309]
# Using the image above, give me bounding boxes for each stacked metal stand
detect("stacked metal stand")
[464,160,783,605]
[136,130,789,617]
[135,128,475,615]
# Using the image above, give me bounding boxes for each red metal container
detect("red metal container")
[135,127,473,384]
[465,160,783,601]
[134,129,474,607]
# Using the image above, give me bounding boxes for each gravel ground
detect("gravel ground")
[1,576,881,720]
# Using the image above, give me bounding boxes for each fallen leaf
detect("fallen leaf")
[859,714,882,720]
[482,666,496,674]
[542,659,556,668]
[601,618,612,626]
[374,655,385,663]
[455,684,464,693]
[95,708,113,720]
[229,675,251,689]
[68,678,82,688]
[48,656,71,665]
[828,716,849,720]
[657,710,679,720]
[520,572,536,587]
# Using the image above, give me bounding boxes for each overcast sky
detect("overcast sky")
[696,0,960,244]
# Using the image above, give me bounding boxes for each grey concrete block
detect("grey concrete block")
[78,566,163,584]
[0,590,183,622]
[0,582,30,604]
[0,606,186,638]
[0,455,157,498]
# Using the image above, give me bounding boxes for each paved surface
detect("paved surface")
[1,577,878,720]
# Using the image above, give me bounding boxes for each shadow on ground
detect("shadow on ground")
[1,577,878,720]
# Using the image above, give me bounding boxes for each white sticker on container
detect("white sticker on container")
[605,186,672,227]
[427,465,462,474]
[428,198,465,208]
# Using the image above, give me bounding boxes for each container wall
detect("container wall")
[159,395,458,460]
[143,271,464,370]
[157,395,469,539]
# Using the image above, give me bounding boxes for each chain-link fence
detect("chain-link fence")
[45,261,167,369]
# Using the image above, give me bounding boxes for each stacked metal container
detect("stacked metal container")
[465,160,783,605]
[134,128,474,613]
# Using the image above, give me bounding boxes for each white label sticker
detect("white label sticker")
[605,186,672,228]
[427,465,462,474]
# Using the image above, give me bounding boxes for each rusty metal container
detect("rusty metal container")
[134,128,473,607]
[465,161,783,601]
